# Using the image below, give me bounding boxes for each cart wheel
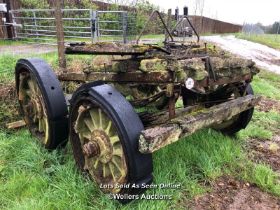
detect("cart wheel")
[212,84,254,135]
[69,83,153,201]
[15,58,68,149]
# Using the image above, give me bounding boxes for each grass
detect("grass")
[1,41,280,209]
[236,33,280,50]
[0,34,165,47]
[0,40,26,46]
[0,50,59,84]
[0,129,252,209]
[1,111,280,209]
[251,70,280,100]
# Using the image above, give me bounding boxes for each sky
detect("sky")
[148,0,280,25]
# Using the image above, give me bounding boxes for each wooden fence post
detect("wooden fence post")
[165,9,172,40]
[53,0,66,71]
[3,0,13,39]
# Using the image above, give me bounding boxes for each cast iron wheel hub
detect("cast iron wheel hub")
[82,141,100,158]
[91,129,113,163]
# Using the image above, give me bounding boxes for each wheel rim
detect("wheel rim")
[74,102,127,193]
[18,71,49,144]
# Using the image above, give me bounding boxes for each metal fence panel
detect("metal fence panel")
[9,9,135,44]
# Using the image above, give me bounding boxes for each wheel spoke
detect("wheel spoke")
[84,158,89,170]
[103,164,108,177]
[32,113,37,123]
[82,132,91,140]
[105,121,112,134]
[27,79,36,94]
[18,89,25,101]
[84,118,94,132]
[89,109,98,128]
[110,135,119,145]
[34,82,40,94]
[38,118,43,132]
[113,148,123,157]
[19,73,29,99]
[98,109,103,129]
[18,78,27,101]
[112,157,123,175]
[26,90,32,97]
[94,159,99,169]
[109,163,116,182]
[78,134,84,144]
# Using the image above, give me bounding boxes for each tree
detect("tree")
[193,0,205,16]
[268,21,280,34]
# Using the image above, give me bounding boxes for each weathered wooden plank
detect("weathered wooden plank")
[65,43,156,55]
[58,71,174,83]
[139,95,261,154]
[139,105,201,127]
[6,120,26,129]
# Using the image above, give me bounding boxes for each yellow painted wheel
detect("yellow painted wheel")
[69,84,153,202]
[15,58,68,149]
[74,103,127,193]
[18,72,50,144]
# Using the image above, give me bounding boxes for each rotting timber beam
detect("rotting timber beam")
[139,94,261,154]
[65,43,164,56]
[196,74,253,88]
[58,71,253,87]
[58,71,174,83]
[139,105,201,128]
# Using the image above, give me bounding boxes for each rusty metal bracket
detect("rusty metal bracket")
[204,57,217,81]
[136,10,174,44]
[169,15,200,43]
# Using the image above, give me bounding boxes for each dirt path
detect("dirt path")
[202,35,280,74]
[188,176,280,210]
[0,44,56,55]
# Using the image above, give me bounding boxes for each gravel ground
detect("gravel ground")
[0,44,56,55]
[202,35,280,74]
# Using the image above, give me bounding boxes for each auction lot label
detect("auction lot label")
[108,193,173,200]
[101,182,182,200]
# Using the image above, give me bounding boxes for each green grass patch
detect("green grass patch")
[0,40,26,46]
[1,123,280,209]
[239,110,280,140]
[242,163,280,196]
[0,128,244,209]
[236,33,280,50]
[252,70,280,100]
[0,52,60,84]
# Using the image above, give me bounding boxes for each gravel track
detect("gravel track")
[202,35,280,74]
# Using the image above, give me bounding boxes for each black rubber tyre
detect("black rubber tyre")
[69,83,153,203]
[15,58,68,149]
[216,84,254,135]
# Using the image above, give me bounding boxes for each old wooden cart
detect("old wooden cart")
[14,11,260,202]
